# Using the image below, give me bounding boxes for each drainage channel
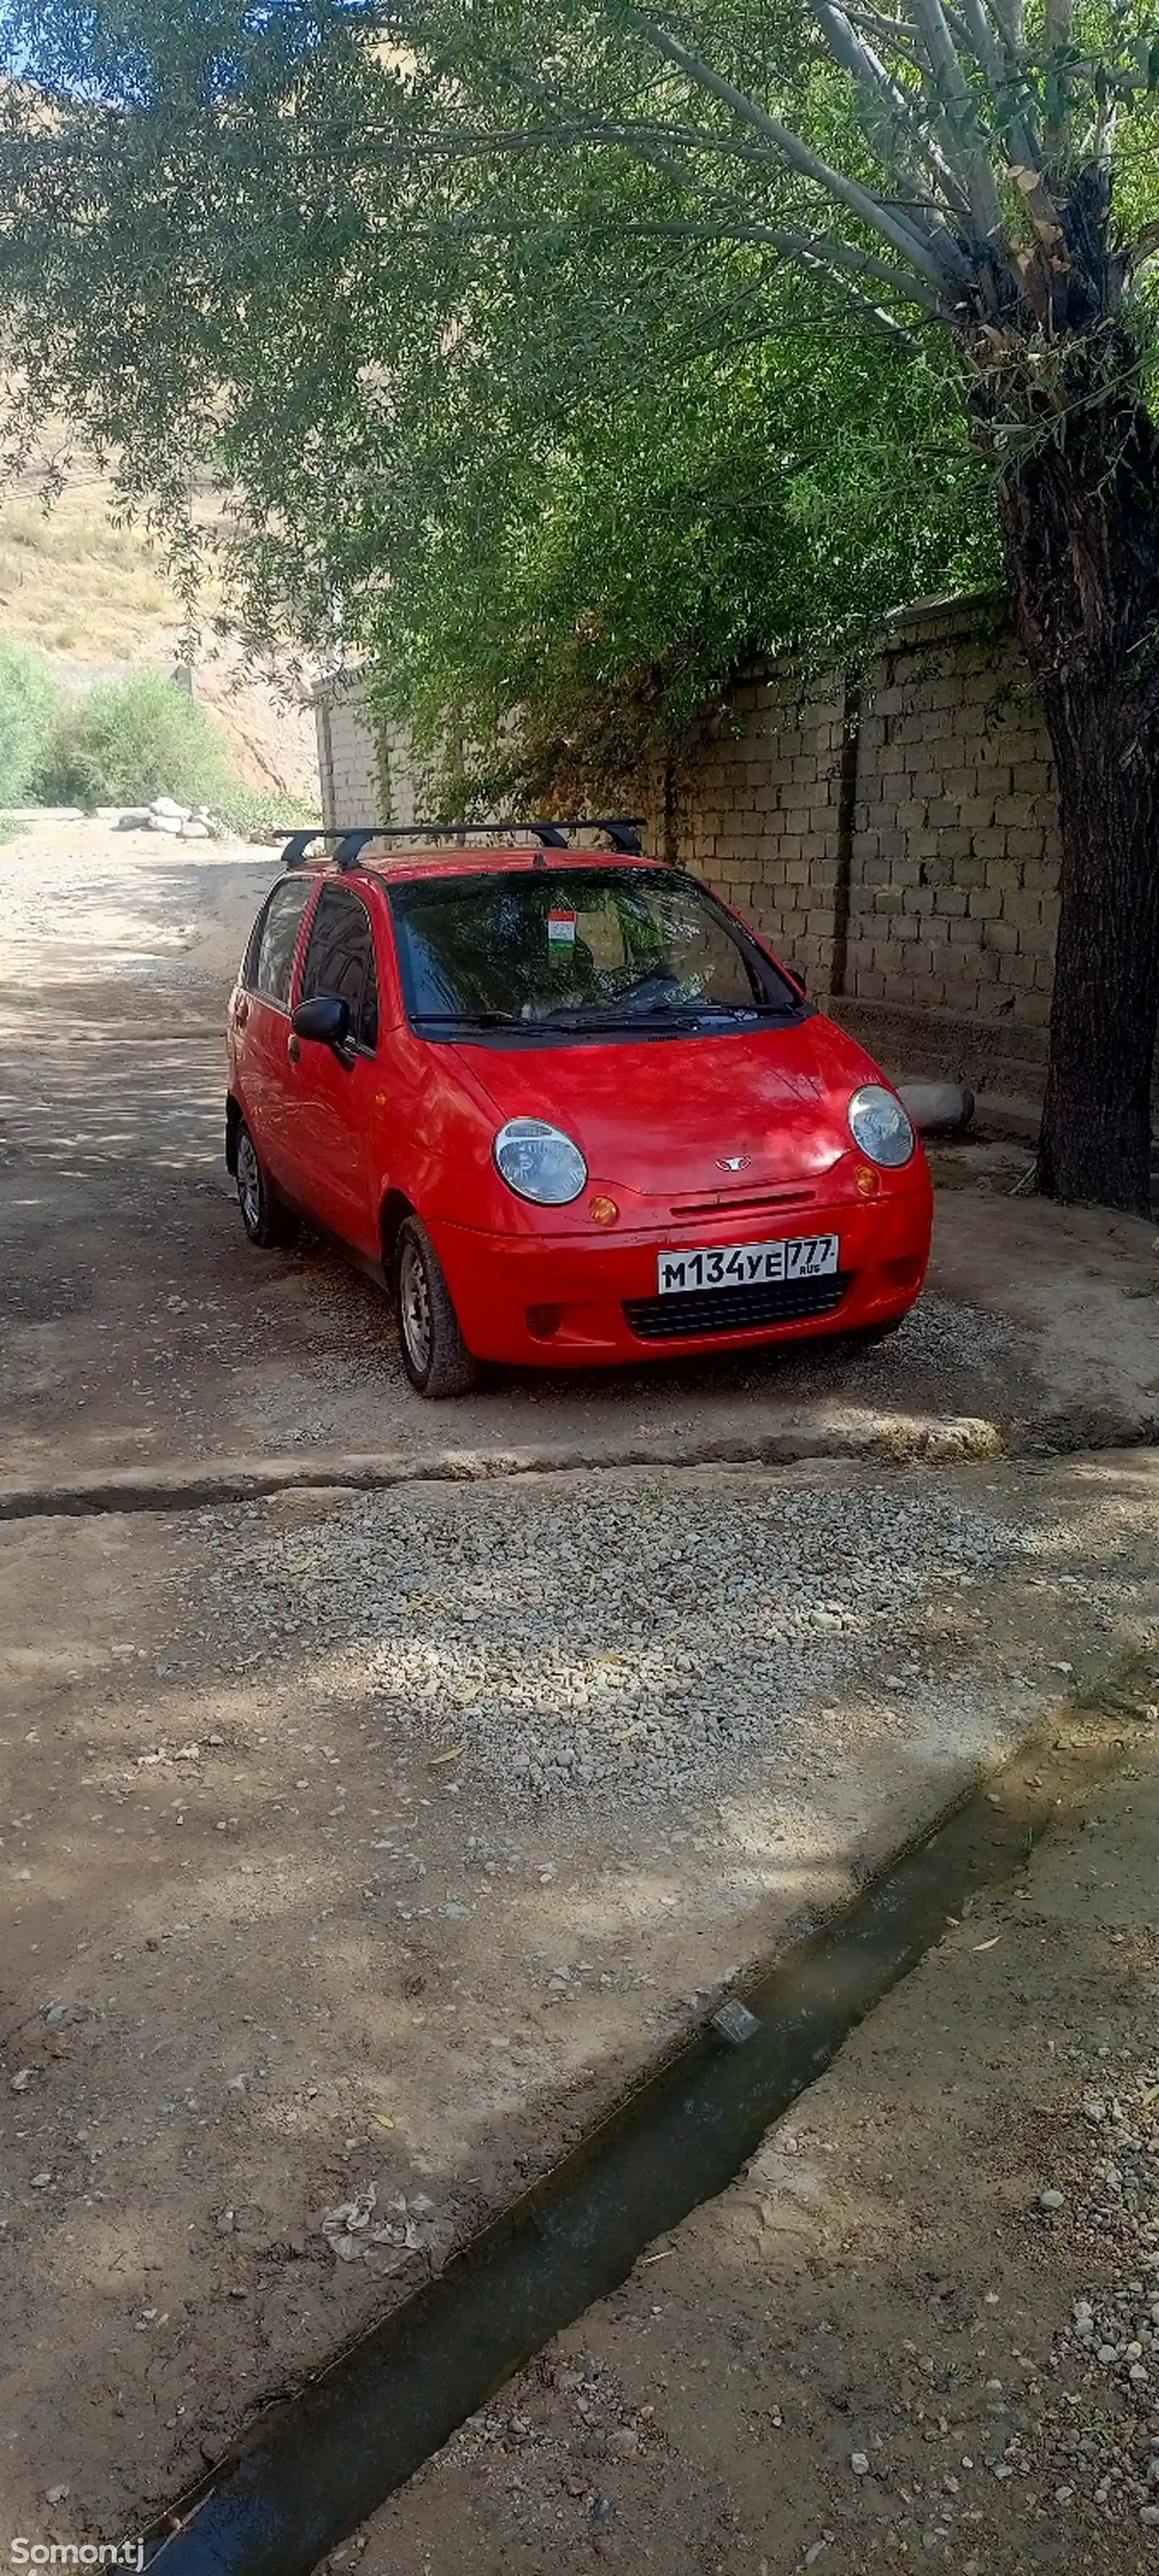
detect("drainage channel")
[143,1723,1114,2576]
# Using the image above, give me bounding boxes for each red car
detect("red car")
[227,825,932,1396]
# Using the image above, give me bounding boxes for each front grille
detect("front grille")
[668,1187,816,1220]
[624,1270,852,1342]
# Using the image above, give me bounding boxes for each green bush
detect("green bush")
[0,638,64,806]
[35,671,238,812]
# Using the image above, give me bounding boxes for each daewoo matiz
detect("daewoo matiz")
[227,822,932,1396]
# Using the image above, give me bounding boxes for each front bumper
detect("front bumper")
[428,1183,932,1367]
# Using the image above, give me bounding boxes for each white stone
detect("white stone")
[898,1082,976,1135]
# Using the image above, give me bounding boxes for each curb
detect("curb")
[0,1417,1007,1522]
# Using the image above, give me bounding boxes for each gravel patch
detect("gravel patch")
[166,1474,1113,1810]
[879,1287,1018,1374]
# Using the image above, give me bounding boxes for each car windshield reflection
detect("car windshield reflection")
[388,867,804,1037]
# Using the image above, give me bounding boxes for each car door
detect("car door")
[287,881,382,1254]
[234,875,314,1189]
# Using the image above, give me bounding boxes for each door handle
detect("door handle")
[288,1035,301,1064]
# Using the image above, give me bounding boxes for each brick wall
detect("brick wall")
[656,597,1063,1035]
[664,671,853,993]
[314,599,1079,1099]
[317,685,426,834]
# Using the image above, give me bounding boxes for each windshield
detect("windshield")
[388,867,803,1035]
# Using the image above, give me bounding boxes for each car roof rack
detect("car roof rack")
[279,817,646,870]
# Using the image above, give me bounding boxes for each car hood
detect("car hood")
[456,1015,882,1197]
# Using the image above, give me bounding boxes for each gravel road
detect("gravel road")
[199,1473,1049,1810]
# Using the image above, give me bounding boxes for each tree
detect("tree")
[405,0,1159,1212]
[359,295,995,812]
[1,2,1157,1207]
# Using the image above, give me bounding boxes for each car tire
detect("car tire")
[394,1215,480,1398]
[235,1118,300,1250]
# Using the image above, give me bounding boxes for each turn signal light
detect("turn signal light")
[589,1195,619,1225]
[855,1165,880,1198]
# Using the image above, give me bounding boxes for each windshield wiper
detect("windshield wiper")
[543,1001,790,1031]
[412,1009,522,1028]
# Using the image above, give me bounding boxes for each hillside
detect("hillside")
[0,464,319,804]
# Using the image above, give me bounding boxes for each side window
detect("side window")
[246,878,312,1006]
[299,885,380,1053]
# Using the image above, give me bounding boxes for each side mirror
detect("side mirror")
[292,993,351,1052]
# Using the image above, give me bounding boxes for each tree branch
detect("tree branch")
[813,0,973,220]
[908,0,1005,238]
[622,7,972,289]
[769,221,945,316]
[951,0,1064,248]
[1043,0,1074,156]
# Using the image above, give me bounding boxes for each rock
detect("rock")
[116,807,154,830]
[181,818,212,838]
[9,2067,35,2092]
[1142,2506,1159,2527]
[1039,2188,1066,2211]
[46,2485,70,2506]
[148,812,185,835]
[710,1998,761,2048]
[850,2452,871,2476]
[151,796,189,820]
[898,1081,976,1135]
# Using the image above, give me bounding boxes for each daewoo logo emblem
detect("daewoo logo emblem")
[716,1154,750,1172]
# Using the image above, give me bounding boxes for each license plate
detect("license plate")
[656,1233,840,1296]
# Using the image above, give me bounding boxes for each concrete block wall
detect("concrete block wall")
[317,682,380,830]
[314,598,1070,1088]
[317,685,424,835]
[843,604,1060,1028]
[668,670,851,991]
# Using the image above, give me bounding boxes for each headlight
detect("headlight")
[494,1117,587,1205]
[848,1084,915,1168]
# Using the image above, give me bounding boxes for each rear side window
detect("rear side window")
[244,878,313,1006]
[299,884,380,1052]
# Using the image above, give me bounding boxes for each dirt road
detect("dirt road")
[346,1678,1159,2576]
[1,820,1155,1494]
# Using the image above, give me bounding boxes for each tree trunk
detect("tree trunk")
[998,372,1159,1214]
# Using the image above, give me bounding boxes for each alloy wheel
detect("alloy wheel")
[399,1235,433,1375]
[237,1130,261,1232]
